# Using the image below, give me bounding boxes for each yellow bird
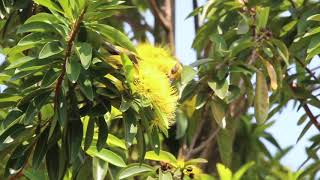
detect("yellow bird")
[103,42,182,80]
[103,43,181,133]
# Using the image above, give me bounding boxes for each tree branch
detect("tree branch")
[54,8,86,110]
[289,82,320,131]
[294,57,319,82]
[302,104,320,131]
[186,127,220,159]
[289,0,297,9]
[148,0,175,52]
[193,0,199,32]
[149,0,169,29]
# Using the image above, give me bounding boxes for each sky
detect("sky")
[173,0,320,171]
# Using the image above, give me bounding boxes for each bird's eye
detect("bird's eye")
[171,63,179,74]
[186,167,193,172]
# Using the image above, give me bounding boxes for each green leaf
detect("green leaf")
[120,53,135,84]
[149,128,160,154]
[195,92,207,109]
[159,171,173,180]
[24,168,47,180]
[39,41,64,59]
[307,14,320,21]
[86,147,126,167]
[42,69,60,87]
[306,34,320,61]
[210,98,226,128]
[181,66,197,84]
[107,134,126,150]
[262,47,273,58]
[271,39,289,66]
[78,72,94,101]
[256,7,270,30]
[88,23,136,53]
[230,37,255,57]
[145,151,177,167]
[2,109,23,128]
[118,163,154,180]
[208,79,229,99]
[136,125,146,164]
[57,90,67,127]
[40,104,54,120]
[0,94,21,103]
[254,71,269,124]
[210,34,228,57]
[17,22,58,34]
[297,114,308,125]
[92,157,109,180]
[120,97,132,112]
[67,120,83,163]
[237,19,249,35]
[58,0,74,20]
[96,117,108,151]
[67,91,83,163]
[233,162,254,180]
[185,158,208,165]
[217,128,233,167]
[280,20,297,37]
[302,27,320,38]
[66,56,81,83]
[226,85,241,103]
[84,117,95,151]
[307,34,320,53]
[33,0,64,13]
[18,33,55,46]
[216,163,232,180]
[5,144,32,178]
[261,58,277,91]
[0,124,28,151]
[297,121,312,143]
[46,144,60,180]
[17,88,51,107]
[32,127,49,169]
[5,56,35,70]
[23,101,37,125]
[75,42,92,69]
[123,110,137,147]
[175,109,188,139]
[25,13,59,24]
[190,58,214,67]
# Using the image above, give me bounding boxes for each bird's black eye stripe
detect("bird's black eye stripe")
[171,63,179,74]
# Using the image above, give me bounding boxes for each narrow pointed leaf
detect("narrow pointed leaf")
[254,71,269,124]
[75,42,92,69]
[86,147,126,167]
[39,41,63,59]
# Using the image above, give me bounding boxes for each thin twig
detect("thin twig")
[295,57,319,82]
[289,82,320,131]
[193,0,199,32]
[188,98,211,151]
[187,127,220,158]
[302,104,320,131]
[311,65,320,72]
[149,0,169,29]
[289,0,297,9]
[148,0,175,52]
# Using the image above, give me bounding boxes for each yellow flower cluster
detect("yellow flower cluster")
[134,43,179,132]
